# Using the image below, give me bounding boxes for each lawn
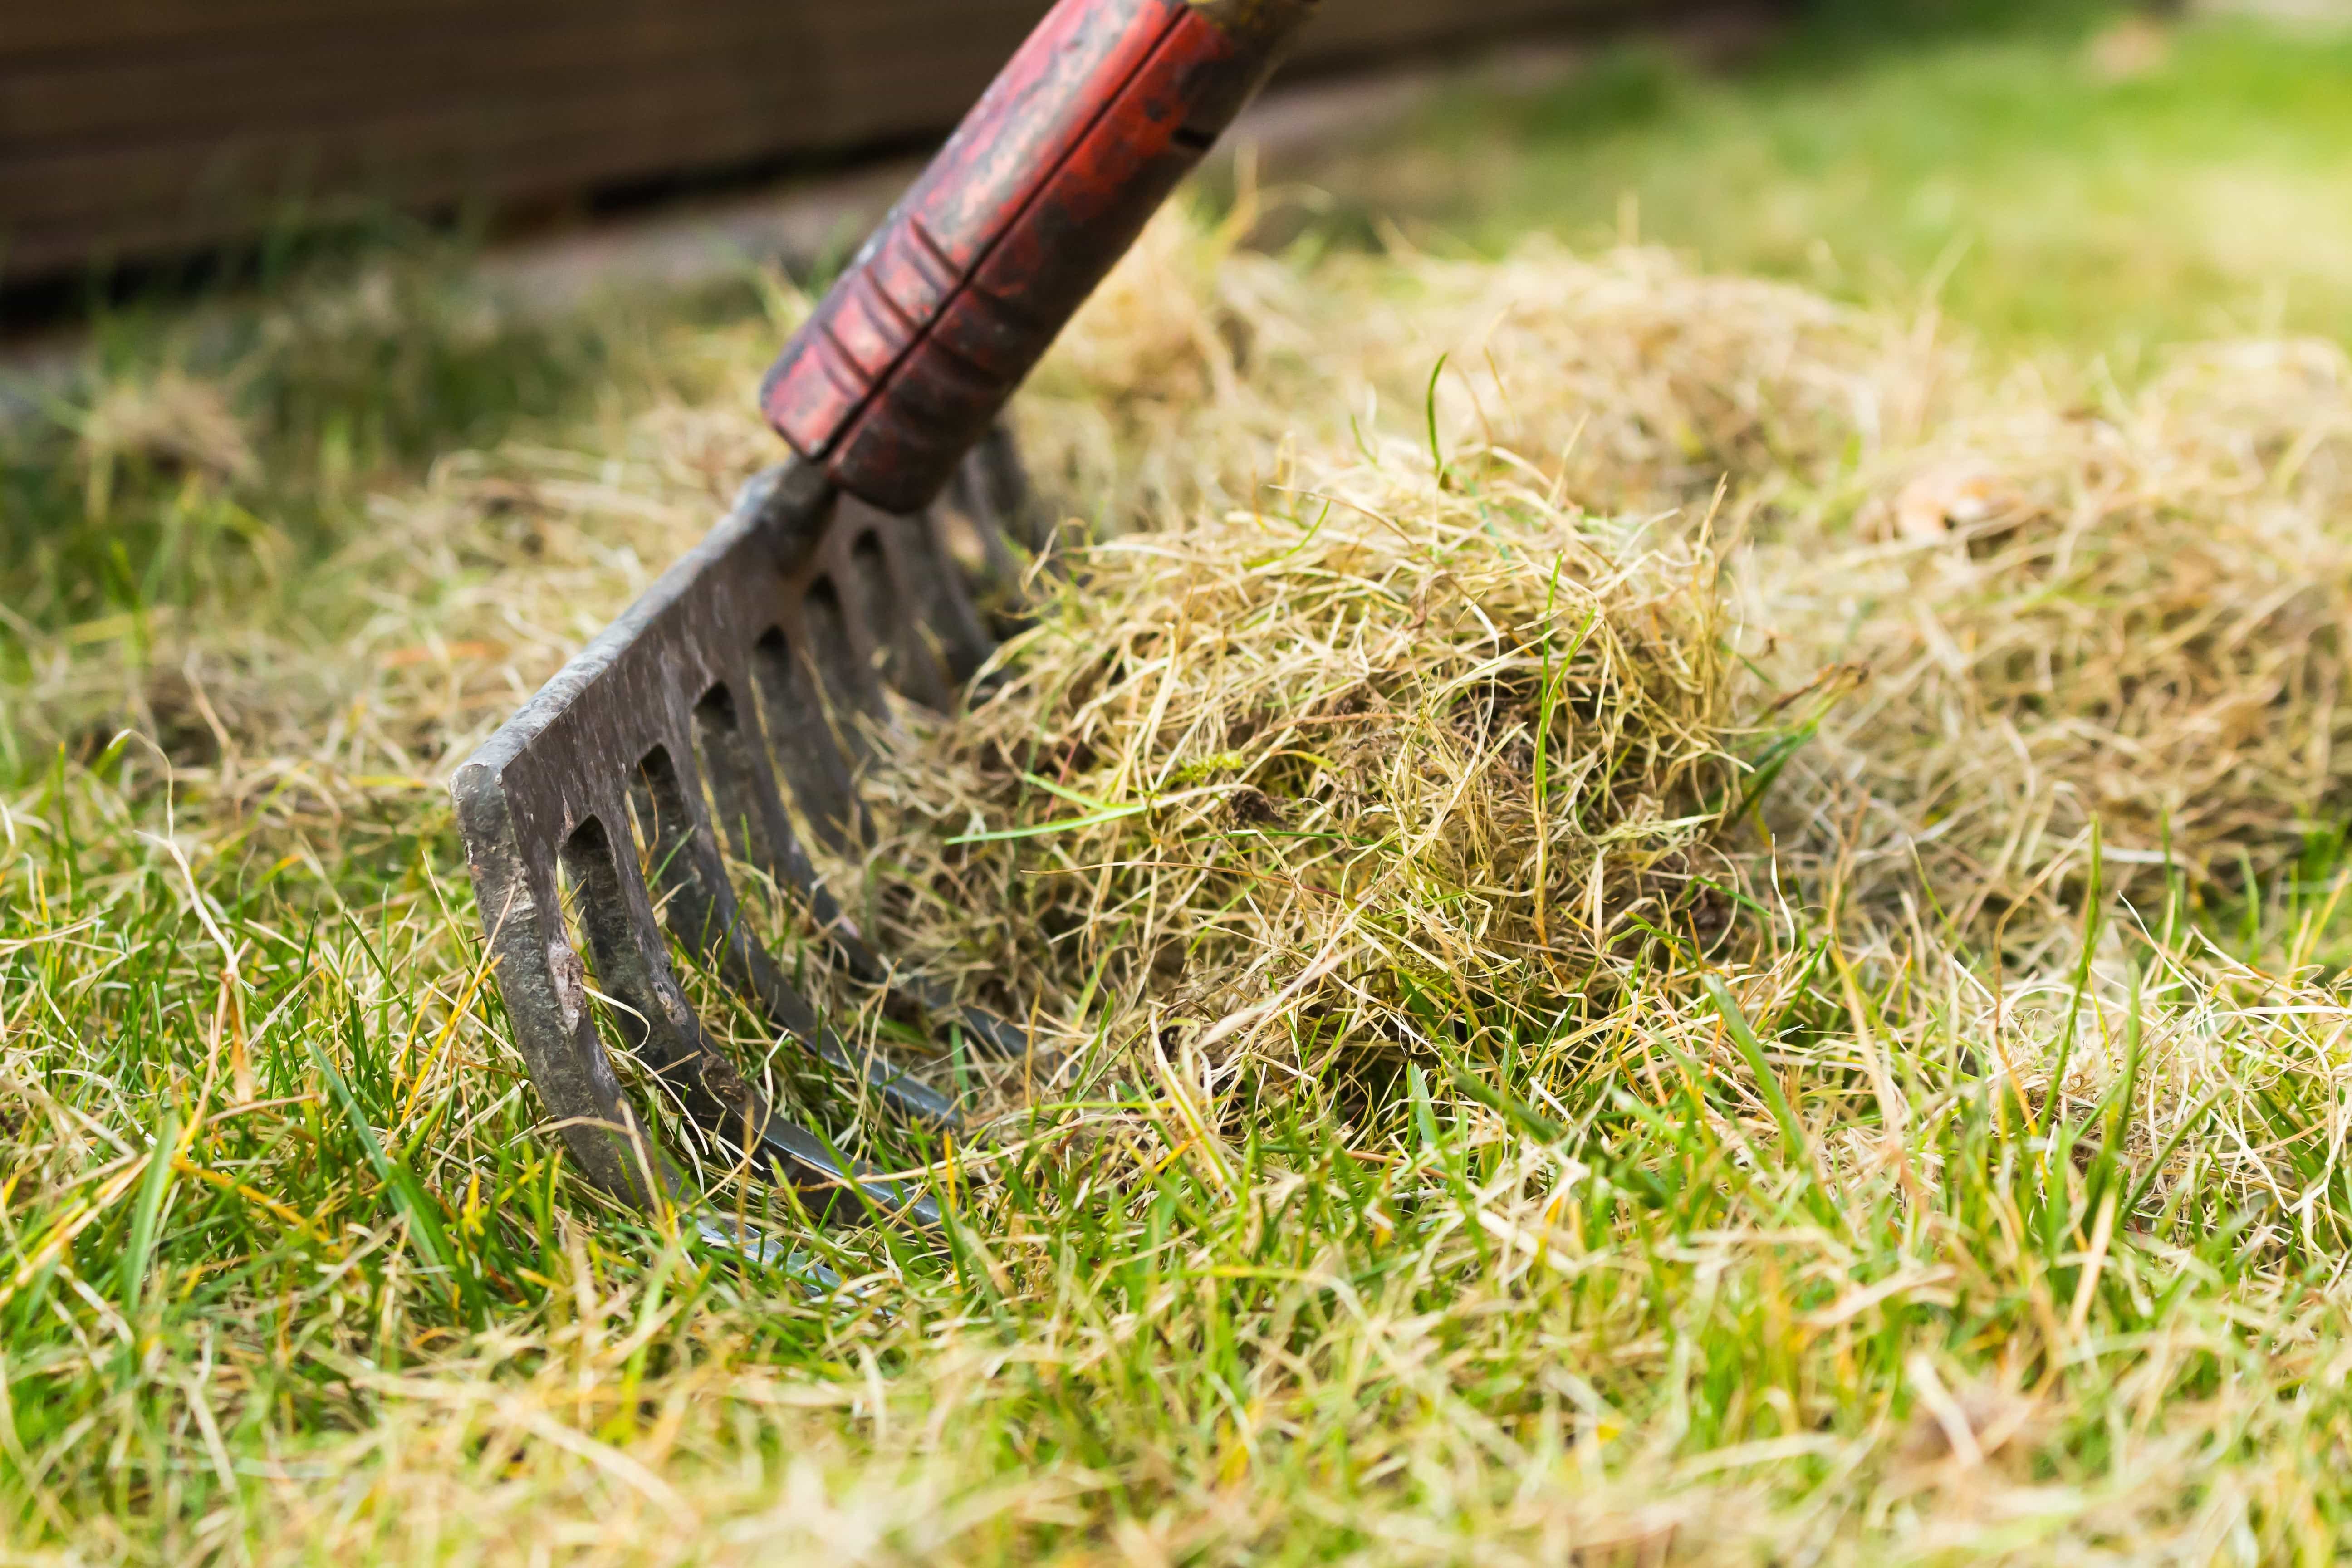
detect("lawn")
[1322,3,2352,361]
[8,5,2352,1564]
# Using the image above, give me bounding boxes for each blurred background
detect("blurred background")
[5,0,2352,355]
[2,0,2346,638]
[2,0,1625,287]
[9,0,2344,358]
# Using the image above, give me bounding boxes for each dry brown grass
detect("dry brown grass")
[866,438,1739,1091]
[1049,206,2352,897]
[1766,338,2352,940]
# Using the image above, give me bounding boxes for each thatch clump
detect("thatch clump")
[1767,336,2352,938]
[862,442,1740,1075]
[1002,211,2352,982]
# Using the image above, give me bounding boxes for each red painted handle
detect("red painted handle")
[761,0,1317,514]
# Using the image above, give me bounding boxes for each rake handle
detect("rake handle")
[760,0,1318,513]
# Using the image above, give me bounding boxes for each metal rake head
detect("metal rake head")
[451,0,1318,1230]
[451,433,1037,1224]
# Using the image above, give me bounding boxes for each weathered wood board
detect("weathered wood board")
[0,0,1618,281]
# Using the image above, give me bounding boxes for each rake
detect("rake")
[452,0,1319,1229]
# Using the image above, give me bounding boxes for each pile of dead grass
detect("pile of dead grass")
[1762,338,2352,942]
[864,439,1741,1079]
[1007,210,2352,970]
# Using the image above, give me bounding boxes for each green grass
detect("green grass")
[1333,9,2352,362]
[11,5,2352,1562]
[15,691,2352,1560]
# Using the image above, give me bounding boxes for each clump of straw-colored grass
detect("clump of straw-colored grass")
[860,436,1742,1086]
[1024,209,2352,961]
[1763,336,2352,942]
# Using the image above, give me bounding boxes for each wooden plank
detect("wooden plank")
[1,0,1609,62]
[0,0,1617,282]
[3,10,823,145]
[0,0,1045,147]
[5,75,842,226]
[0,0,1036,63]
[0,0,1038,246]
[0,0,533,61]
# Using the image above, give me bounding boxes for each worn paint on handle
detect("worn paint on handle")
[761,0,1317,513]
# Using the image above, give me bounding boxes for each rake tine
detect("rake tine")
[456,457,1022,1229]
[629,730,959,1128]
[456,0,1320,1232]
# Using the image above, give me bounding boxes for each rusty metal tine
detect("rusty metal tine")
[693,680,924,1006]
[700,644,1037,1066]
[840,507,956,712]
[749,630,871,856]
[690,683,874,964]
[566,780,935,1221]
[798,575,891,765]
[554,810,752,1149]
[879,509,999,687]
[456,786,669,1207]
[630,740,960,1128]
